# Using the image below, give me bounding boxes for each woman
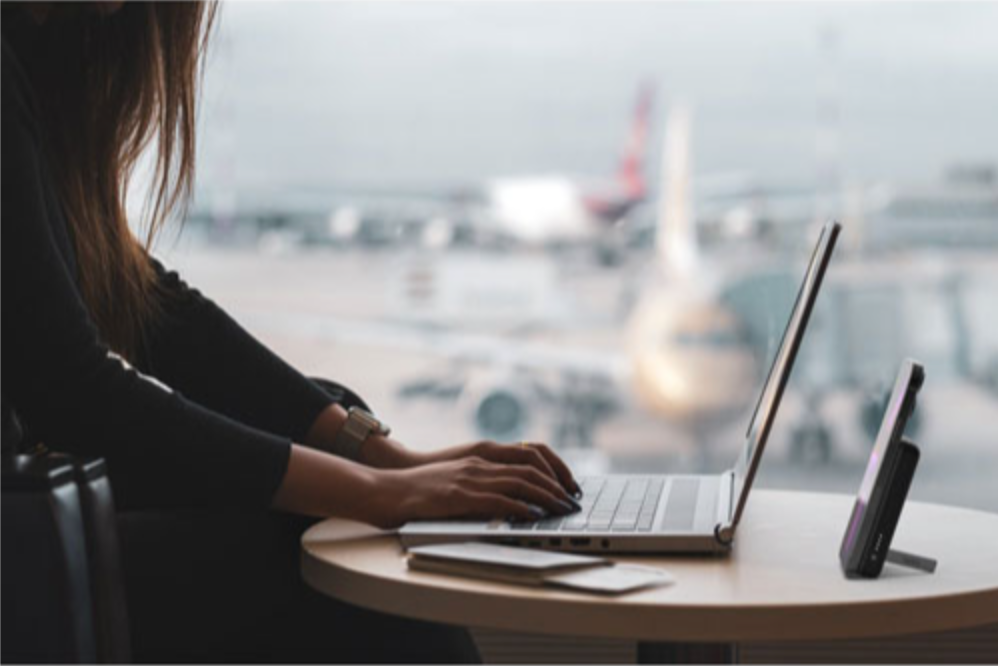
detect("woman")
[1,3,581,662]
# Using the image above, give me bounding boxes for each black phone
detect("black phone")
[839,358,925,579]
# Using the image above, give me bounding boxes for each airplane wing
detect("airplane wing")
[235,308,630,380]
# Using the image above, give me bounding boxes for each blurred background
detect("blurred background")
[154,2,998,512]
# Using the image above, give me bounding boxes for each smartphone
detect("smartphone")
[839,358,925,578]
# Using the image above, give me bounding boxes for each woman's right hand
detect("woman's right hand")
[368,456,581,529]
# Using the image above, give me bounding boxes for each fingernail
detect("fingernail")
[573,487,584,500]
[555,499,576,515]
[511,506,545,523]
[564,496,582,512]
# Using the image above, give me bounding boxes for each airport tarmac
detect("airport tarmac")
[164,244,998,513]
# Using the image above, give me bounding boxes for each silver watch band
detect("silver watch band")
[330,407,389,462]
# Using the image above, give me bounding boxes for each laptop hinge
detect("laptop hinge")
[714,471,736,546]
[728,469,736,520]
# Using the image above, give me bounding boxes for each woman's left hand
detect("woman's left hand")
[305,404,582,497]
[307,405,581,496]
[401,440,581,498]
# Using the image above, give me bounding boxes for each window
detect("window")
[162,2,998,512]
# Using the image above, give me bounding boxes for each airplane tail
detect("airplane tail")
[616,83,655,200]
[656,101,698,278]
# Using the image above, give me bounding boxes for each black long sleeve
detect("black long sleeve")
[140,261,334,446]
[1,37,309,512]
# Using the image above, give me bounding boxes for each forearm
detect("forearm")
[271,443,400,524]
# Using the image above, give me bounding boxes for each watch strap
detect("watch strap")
[329,407,388,462]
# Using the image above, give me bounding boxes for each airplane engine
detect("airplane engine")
[459,372,533,443]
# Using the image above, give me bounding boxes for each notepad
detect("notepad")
[406,542,674,595]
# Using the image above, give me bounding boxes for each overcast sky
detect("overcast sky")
[194,1,998,199]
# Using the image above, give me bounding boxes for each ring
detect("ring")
[519,441,529,449]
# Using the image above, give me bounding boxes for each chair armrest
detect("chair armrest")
[2,454,97,663]
[65,456,132,663]
[310,377,372,413]
[1,454,131,663]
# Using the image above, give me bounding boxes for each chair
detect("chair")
[1,377,364,663]
[1,452,131,663]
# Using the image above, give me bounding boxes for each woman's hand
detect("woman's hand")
[367,455,581,529]
[360,431,581,499]
[418,440,582,498]
[306,405,579,498]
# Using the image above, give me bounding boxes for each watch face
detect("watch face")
[351,408,376,427]
[350,407,389,435]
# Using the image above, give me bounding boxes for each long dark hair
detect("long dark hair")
[18,2,217,357]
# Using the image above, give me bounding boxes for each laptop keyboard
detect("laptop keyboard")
[504,477,700,533]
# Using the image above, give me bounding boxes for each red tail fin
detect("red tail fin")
[617,82,655,200]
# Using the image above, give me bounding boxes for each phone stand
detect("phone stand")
[843,436,937,578]
[886,547,937,574]
[875,437,937,575]
[840,359,938,579]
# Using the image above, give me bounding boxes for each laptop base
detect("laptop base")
[399,473,732,555]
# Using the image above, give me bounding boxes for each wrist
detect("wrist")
[308,404,411,466]
[361,435,423,469]
[305,404,349,451]
[365,467,414,528]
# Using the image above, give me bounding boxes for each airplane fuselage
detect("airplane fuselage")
[484,175,638,245]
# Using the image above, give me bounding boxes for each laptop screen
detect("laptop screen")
[728,220,841,529]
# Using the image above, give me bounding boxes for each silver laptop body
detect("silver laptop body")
[400,221,841,554]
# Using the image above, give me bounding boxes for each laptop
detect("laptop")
[400,220,841,554]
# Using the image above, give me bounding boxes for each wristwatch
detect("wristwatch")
[330,407,391,462]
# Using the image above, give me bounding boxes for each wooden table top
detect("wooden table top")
[301,490,998,642]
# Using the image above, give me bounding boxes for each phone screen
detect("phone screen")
[840,359,922,564]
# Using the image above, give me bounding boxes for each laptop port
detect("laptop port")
[549,538,562,547]
[601,539,610,549]
[569,538,591,547]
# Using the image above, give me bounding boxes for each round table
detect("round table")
[301,490,998,663]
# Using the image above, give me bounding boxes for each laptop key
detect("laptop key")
[612,515,638,530]
[619,500,643,514]
[536,517,564,531]
[557,476,679,535]
[647,481,665,505]
[588,517,612,531]
[623,480,648,499]
[507,523,537,532]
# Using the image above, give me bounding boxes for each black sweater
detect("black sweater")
[1,33,335,511]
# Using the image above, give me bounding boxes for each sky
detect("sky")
[193,1,998,201]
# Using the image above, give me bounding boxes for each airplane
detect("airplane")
[229,104,998,467]
[189,82,760,262]
[234,101,763,462]
[247,83,661,255]
[475,84,655,246]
